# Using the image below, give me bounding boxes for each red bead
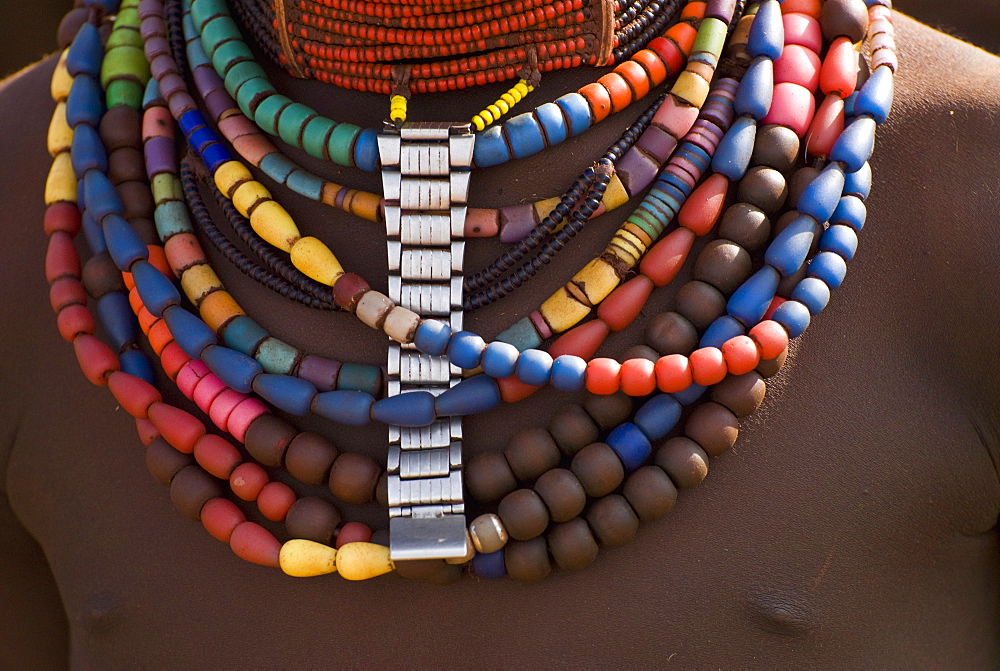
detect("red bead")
[45,231,81,283]
[57,304,97,341]
[147,402,206,453]
[806,95,845,158]
[44,202,81,236]
[654,353,692,393]
[721,335,761,375]
[257,482,297,522]
[549,319,611,359]
[689,347,727,386]
[73,333,119,385]
[135,417,159,445]
[49,276,86,313]
[108,371,162,418]
[639,227,695,286]
[773,44,821,91]
[230,462,269,501]
[335,521,373,548]
[193,433,243,479]
[585,358,622,395]
[229,521,281,567]
[820,36,859,98]
[677,174,729,236]
[159,341,191,380]
[597,275,654,332]
[332,272,371,311]
[749,320,790,360]
[620,358,656,396]
[201,497,246,543]
[763,296,786,320]
[497,376,542,403]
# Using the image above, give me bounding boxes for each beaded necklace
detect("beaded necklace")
[42,0,896,582]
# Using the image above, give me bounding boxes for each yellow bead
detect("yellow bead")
[571,257,622,305]
[607,229,646,267]
[213,160,252,198]
[671,71,711,108]
[248,200,301,252]
[179,263,224,305]
[602,173,630,210]
[478,108,494,125]
[279,539,338,577]
[539,287,593,334]
[45,152,77,204]
[47,102,72,156]
[50,51,72,102]
[532,196,561,226]
[230,179,272,217]
[334,542,394,581]
[487,104,502,119]
[472,115,486,132]
[151,173,183,204]
[501,92,516,106]
[289,236,345,285]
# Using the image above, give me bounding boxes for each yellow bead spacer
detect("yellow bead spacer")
[213,160,253,198]
[289,236,345,286]
[248,200,301,252]
[334,542,394,581]
[487,104,502,119]
[50,51,72,102]
[230,179,272,217]
[389,94,408,123]
[179,263,224,306]
[47,102,73,157]
[45,152,77,204]
[471,79,535,129]
[279,539,338,577]
[472,115,486,132]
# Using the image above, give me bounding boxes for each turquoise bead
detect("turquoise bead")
[505,113,546,159]
[311,390,373,426]
[727,265,780,326]
[830,196,866,231]
[807,251,848,289]
[771,300,811,338]
[514,349,553,386]
[285,168,324,201]
[855,65,894,124]
[256,337,299,375]
[155,201,192,238]
[735,57,774,120]
[414,320,452,356]
[66,23,103,78]
[211,40,253,78]
[818,224,859,261]
[260,152,296,184]
[496,317,542,351]
[747,0,783,60]
[372,390,437,427]
[252,374,317,416]
[336,363,382,396]
[434,375,501,416]
[481,341,519,379]
[327,123,361,167]
[765,214,821,276]
[222,315,268,355]
[104,213,149,271]
[791,277,831,315]
[448,331,486,370]
[472,126,511,168]
[701,315,746,349]
[202,344,263,394]
[606,422,652,472]
[277,102,316,148]
[798,163,845,223]
[831,117,876,173]
[131,260,181,317]
[634,394,682,441]
[550,355,587,391]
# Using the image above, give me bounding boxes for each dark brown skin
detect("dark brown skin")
[1,11,998,668]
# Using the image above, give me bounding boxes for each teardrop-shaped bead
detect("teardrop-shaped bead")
[638,227,695,286]
[597,275,655,331]
[806,95,845,158]
[678,173,730,236]
[335,542,394,580]
[279,539,338,577]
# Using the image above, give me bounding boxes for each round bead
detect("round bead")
[571,443,625,498]
[469,513,509,554]
[689,347,728,386]
[447,330,486,370]
[504,538,551,582]
[169,464,223,521]
[583,392,633,430]
[497,489,550,541]
[685,402,740,457]
[585,358,622,395]
[514,348,553,386]
[334,522,373,547]
[820,0,869,42]
[656,437,710,488]
[722,335,761,375]
[606,422,653,472]
[201,497,246,543]
[751,124,800,174]
[230,462,269,501]
[547,404,599,456]
[466,451,517,503]
[257,481,296,522]
[550,355,588,392]
[654,353,693,393]
[285,496,341,544]
[737,166,789,215]
[587,494,639,547]
[327,452,380,504]
[718,204,771,253]
[243,414,296,468]
[711,372,767,417]
[757,347,789,378]
[504,428,561,482]
[772,299,812,337]
[547,518,599,571]
[646,311,699,356]
[619,358,656,396]
[145,437,194,487]
[480,340,519,379]
[624,465,678,522]
[471,550,506,579]
[284,432,339,485]
[534,468,587,523]
[693,240,754,295]
[761,82,817,138]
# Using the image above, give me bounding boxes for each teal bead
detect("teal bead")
[301,116,336,160]
[155,201,194,239]
[199,15,240,57]
[285,169,324,201]
[327,123,361,167]
[277,102,316,148]
[336,363,382,396]
[496,317,542,351]
[234,76,275,117]
[260,152,296,184]
[256,337,300,375]
[224,60,267,99]
[222,315,268,355]
[211,39,253,78]
[254,93,292,136]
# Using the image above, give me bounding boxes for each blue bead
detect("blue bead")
[202,344,263,393]
[791,277,831,315]
[735,57,774,120]
[252,374,317,416]
[103,214,148,271]
[222,315,268,355]
[81,212,108,254]
[66,23,103,77]
[842,91,859,119]
[700,315,745,349]
[472,126,511,168]
[496,316,542,351]
[131,260,180,317]
[673,382,706,405]
[353,128,380,172]
[119,348,157,385]
[505,113,547,159]
[831,117,876,173]
[830,196,866,232]
[606,422,652,472]
[85,0,120,12]
[83,171,123,221]
[798,163,846,223]
[96,291,137,349]
[676,143,711,174]
[371,390,437,427]
[178,110,206,137]
[855,65,894,124]
[311,390,374,426]
[515,348,553,386]
[555,92,592,137]
[550,355,587,391]
[285,169,323,201]
[843,162,872,200]
[471,550,506,579]
[658,171,694,198]
[712,116,757,180]
[747,0,784,60]
[481,341,519,379]
[187,125,216,153]
[447,331,486,370]
[765,214,821,276]
[70,123,107,177]
[818,224,859,261]
[771,300,811,338]
[434,375,501,416]
[164,305,218,358]
[66,75,105,128]
[534,102,569,147]
[727,265,780,326]
[633,394,682,441]
[201,142,233,172]
[413,320,452,356]
[807,251,848,289]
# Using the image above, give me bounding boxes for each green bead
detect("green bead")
[337,363,382,396]
[256,337,300,375]
[326,122,362,166]
[101,45,150,88]
[277,102,316,148]
[255,94,292,136]
[301,116,336,160]
[105,80,145,110]
[211,40,253,78]
[692,17,728,59]
[191,0,228,32]
[496,317,542,351]
[225,60,267,99]
[200,15,241,57]
[234,75,274,117]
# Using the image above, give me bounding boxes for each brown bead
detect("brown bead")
[328,452,380,504]
[57,8,90,48]
[82,251,126,299]
[570,442,624,498]
[686,402,740,457]
[646,310,698,355]
[622,344,660,363]
[375,472,389,508]
[107,148,147,185]
[750,124,800,174]
[497,489,550,541]
[821,0,869,42]
[370,527,390,547]
[284,431,339,485]
[656,437,710,488]
[469,513,508,553]
[718,203,771,252]
[736,166,788,215]
[547,518,599,571]
[711,372,767,418]
[548,404,599,456]
[331,272,370,312]
[693,240,753,295]
[504,427,561,482]
[584,392,633,430]
[534,468,586,523]
[786,166,821,210]
[395,558,450,581]
[99,105,142,153]
[757,347,788,378]
[243,414,296,468]
[285,496,341,544]
[466,450,517,503]
[587,494,639,547]
[169,464,223,521]
[623,465,678,522]
[504,538,552,582]
[118,180,155,220]
[675,280,727,331]
[130,217,159,245]
[145,436,194,487]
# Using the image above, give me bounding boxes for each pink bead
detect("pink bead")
[193,433,242,479]
[201,497,246,543]
[208,388,245,431]
[773,44,821,91]
[761,82,817,138]
[227,398,269,443]
[529,310,552,340]
[73,334,119,386]
[869,5,892,22]
[192,373,227,414]
[175,360,210,398]
[230,462,269,501]
[257,482,296,522]
[335,522,373,548]
[651,93,700,140]
[806,95,845,158]
[782,13,823,54]
[229,521,281,567]
[464,208,500,238]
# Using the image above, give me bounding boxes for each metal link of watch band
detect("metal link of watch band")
[378,122,474,561]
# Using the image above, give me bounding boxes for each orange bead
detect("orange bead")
[597,72,633,114]
[498,376,542,403]
[749,320,790,360]
[781,0,821,18]
[579,82,613,122]
[159,341,191,380]
[147,244,171,278]
[148,401,206,453]
[721,335,761,375]
[647,36,685,75]
[122,269,136,291]
[631,48,668,86]
[664,21,698,56]
[678,173,729,236]
[549,319,611,359]
[689,347,727,386]
[108,371,162,418]
[620,358,656,396]
[585,357,622,395]
[614,60,651,101]
[639,227,695,286]
[148,318,174,355]
[680,0,706,22]
[597,275,654,332]
[654,354,693,393]
[820,37,859,98]
[257,481,297,522]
